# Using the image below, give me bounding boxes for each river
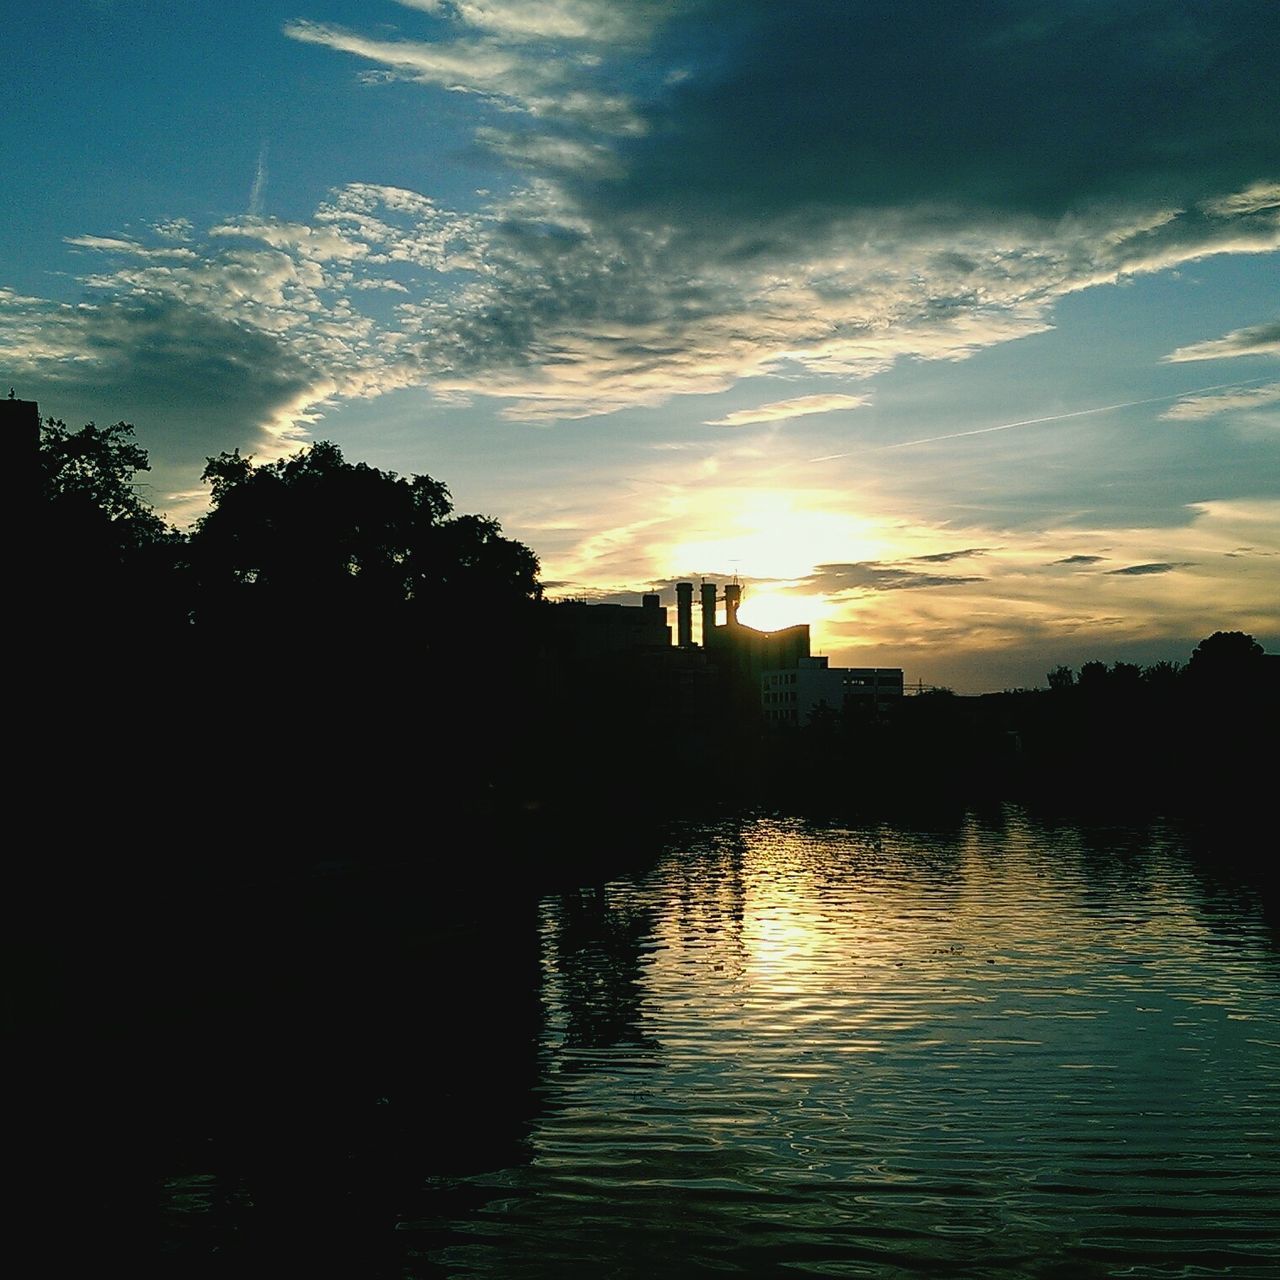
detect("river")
[157,807,1280,1276]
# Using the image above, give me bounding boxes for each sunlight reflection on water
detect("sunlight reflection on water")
[423,809,1280,1278]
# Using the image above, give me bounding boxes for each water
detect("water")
[158,809,1280,1276]
[408,811,1279,1278]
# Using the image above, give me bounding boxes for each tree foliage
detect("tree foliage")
[1186,630,1264,678]
[39,418,172,553]
[189,441,540,639]
[36,419,184,648]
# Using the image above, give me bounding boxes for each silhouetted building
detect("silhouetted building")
[2,394,40,442]
[539,578,903,742]
[762,656,904,727]
[538,594,671,659]
[699,578,811,690]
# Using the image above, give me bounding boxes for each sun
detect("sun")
[735,587,828,633]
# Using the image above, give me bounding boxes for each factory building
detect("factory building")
[538,592,671,660]
[541,576,903,733]
[762,656,904,727]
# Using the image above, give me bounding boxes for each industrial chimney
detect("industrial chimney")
[724,581,742,627]
[676,581,693,647]
[700,581,717,644]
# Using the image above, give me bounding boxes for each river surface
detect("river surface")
[160,809,1280,1276]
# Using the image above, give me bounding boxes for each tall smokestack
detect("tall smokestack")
[724,582,741,627]
[700,581,717,644]
[676,581,693,647]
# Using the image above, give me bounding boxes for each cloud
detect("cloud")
[1053,554,1106,565]
[1202,181,1280,218]
[263,2,1280,426]
[1165,320,1280,362]
[475,126,622,178]
[282,18,643,131]
[1162,381,1280,420]
[594,3,1280,227]
[211,217,373,262]
[65,235,196,260]
[4,187,483,516]
[1105,563,1187,576]
[393,0,678,44]
[0,292,322,518]
[705,393,870,428]
[804,561,987,595]
[910,548,988,564]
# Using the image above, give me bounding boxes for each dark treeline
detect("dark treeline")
[759,634,1277,828]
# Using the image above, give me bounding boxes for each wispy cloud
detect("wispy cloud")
[282,17,642,131]
[65,235,196,260]
[810,380,1273,461]
[804,561,987,594]
[393,0,677,43]
[910,548,989,564]
[1162,381,1280,421]
[1201,181,1280,218]
[1165,319,1280,362]
[1105,562,1188,576]
[705,393,870,428]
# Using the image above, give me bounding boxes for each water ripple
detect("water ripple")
[414,809,1280,1278]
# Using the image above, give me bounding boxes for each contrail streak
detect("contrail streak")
[249,141,268,216]
[807,376,1274,463]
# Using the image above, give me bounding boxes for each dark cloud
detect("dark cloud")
[1105,562,1188,576]
[805,561,986,594]
[9,296,318,513]
[598,2,1280,233]
[1054,554,1106,565]
[910,547,988,563]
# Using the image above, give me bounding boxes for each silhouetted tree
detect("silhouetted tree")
[36,418,182,642]
[1110,661,1143,690]
[1078,660,1108,691]
[39,418,173,556]
[189,441,540,649]
[1186,631,1264,685]
[1142,659,1182,688]
[1046,664,1075,691]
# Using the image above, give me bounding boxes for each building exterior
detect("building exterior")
[542,578,903,734]
[539,593,671,659]
[762,656,904,726]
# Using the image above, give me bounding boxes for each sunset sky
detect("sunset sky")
[6,1,1279,689]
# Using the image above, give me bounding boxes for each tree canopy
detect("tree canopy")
[36,419,183,647]
[189,441,541,644]
[39,418,173,555]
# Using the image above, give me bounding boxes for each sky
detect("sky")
[5,0,1279,690]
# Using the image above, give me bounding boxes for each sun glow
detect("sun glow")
[660,490,888,580]
[735,587,829,633]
